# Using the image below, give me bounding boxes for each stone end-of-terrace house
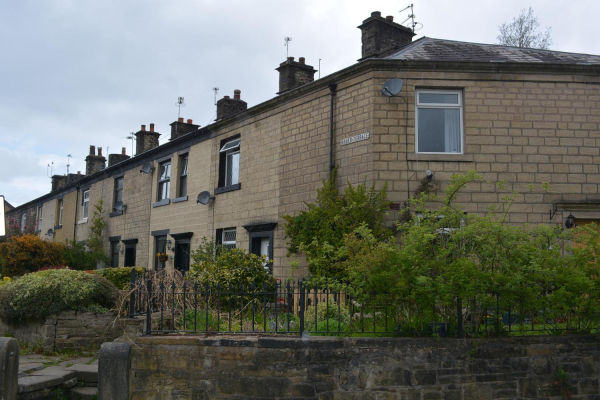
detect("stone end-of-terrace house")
[5,11,600,279]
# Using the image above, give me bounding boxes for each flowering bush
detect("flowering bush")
[0,234,65,277]
[0,269,117,326]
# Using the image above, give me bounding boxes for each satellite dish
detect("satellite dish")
[114,201,124,211]
[197,191,214,205]
[381,78,404,97]
[140,162,155,174]
[47,229,53,237]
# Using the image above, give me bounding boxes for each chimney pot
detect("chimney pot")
[224,95,230,99]
[287,57,294,62]
[98,147,103,157]
[386,15,393,21]
[141,124,146,131]
[299,57,305,64]
[150,123,155,132]
[89,145,95,156]
[77,171,81,175]
[371,11,381,17]
[178,117,184,122]
[187,119,193,124]
[234,90,241,100]
[122,147,126,155]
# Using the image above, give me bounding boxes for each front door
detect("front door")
[124,245,136,267]
[174,242,190,273]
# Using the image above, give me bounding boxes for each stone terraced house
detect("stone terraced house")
[6,11,600,279]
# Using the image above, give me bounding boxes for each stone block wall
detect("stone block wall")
[0,311,126,353]
[131,335,600,399]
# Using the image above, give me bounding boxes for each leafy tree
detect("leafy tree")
[86,200,109,267]
[282,169,392,278]
[497,8,552,49]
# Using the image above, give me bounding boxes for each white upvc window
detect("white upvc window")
[37,206,43,231]
[220,138,240,186]
[21,213,27,232]
[58,199,63,226]
[82,190,90,220]
[222,228,237,250]
[416,90,463,154]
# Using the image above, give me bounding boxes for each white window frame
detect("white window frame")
[82,190,90,221]
[222,228,237,249]
[158,161,171,201]
[21,213,26,232]
[37,206,43,231]
[415,89,464,155]
[220,139,240,186]
[58,199,63,226]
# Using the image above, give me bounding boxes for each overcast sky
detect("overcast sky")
[1,0,598,207]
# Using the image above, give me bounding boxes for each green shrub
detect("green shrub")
[61,240,98,271]
[94,267,145,289]
[304,299,351,332]
[0,269,117,326]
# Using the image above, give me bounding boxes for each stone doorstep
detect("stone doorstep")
[58,357,94,366]
[65,363,99,383]
[30,366,78,381]
[18,363,45,373]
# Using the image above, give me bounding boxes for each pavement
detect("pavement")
[18,354,98,399]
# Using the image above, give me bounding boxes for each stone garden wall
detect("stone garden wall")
[131,334,600,399]
[0,311,129,353]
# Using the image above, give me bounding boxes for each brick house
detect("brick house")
[5,11,600,278]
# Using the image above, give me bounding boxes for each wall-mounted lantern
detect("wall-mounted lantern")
[565,213,576,229]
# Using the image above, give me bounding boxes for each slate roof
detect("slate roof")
[384,37,600,65]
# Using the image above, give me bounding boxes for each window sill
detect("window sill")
[215,183,241,195]
[407,153,473,162]
[78,219,88,225]
[54,225,62,230]
[152,198,171,208]
[172,195,188,204]
[109,210,123,217]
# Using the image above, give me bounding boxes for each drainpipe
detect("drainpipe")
[328,83,337,174]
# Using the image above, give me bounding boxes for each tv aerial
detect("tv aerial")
[175,96,186,119]
[381,78,404,97]
[399,4,423,32]
[197,191,214,205]
[140,162,155,174]
[284,37,292,58]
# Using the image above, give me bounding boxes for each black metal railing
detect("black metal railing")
[125,268,599,338]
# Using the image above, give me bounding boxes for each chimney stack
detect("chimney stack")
[170,117,200,141]
[276,57,317,94]
[216,90,248,120]
[135,123,161,155]
[108,147,131,167]
[357,11,415,60]
[51,175,68,192]
[85,145,106,175]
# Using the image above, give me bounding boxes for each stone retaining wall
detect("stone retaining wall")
[0,311,129,353]
[131,335,600,399]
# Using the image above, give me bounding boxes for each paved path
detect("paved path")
[18,354,98,399]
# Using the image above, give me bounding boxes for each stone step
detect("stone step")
[70,386,98,399]
[65,364,98,385]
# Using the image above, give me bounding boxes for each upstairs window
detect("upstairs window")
[158,161,171,201]
[21,213,26,232]
[36,206,43,231]
[57,199,63,226]
[219,138,240,187]
[179,155,188,197]
[82,190,90,220]
[114,177,124,210]
[416,90,463,154]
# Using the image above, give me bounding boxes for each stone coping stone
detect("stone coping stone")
[29,366,77,381]
[64,364,98,383]
[18,375,64,393]
[58,357,94,366]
